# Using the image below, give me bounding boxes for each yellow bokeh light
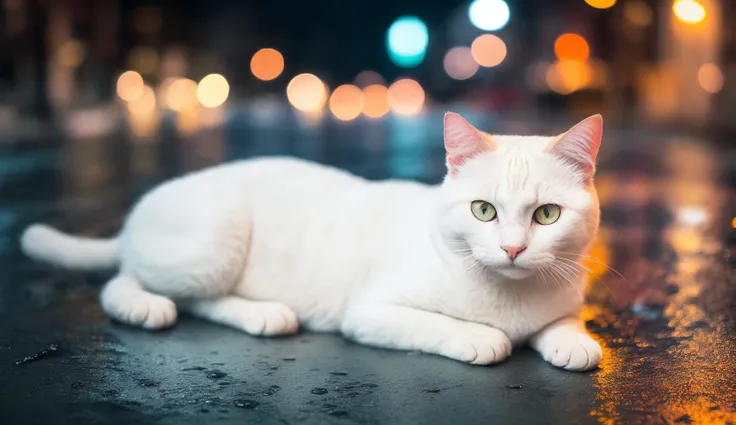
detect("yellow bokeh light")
[329,84,364,121]
[362,84,390,118]
[286,73,328,112]
[354,70,385,88]
[197,74,230,108]
[697,63,723,94]
[387,78,425,116]
[443,47,479,80]
[57,39,86,68]
[250,48,284,81]
[673,0,706,24]
[165,78,198,112]
[127,85,156,116]
[471,34,507,68]
[127,46,159,75]
[116,71,145,102]
[554,33,590,61]
[584,0,616,9]
[732,217,736,229]
[624,1,653,27]
[546,60,593,95]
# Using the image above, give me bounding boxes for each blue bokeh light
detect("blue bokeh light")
[386,16,429,68]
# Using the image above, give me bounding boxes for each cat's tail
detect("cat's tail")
[20,224,119,271]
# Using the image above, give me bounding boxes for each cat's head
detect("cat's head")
[437,112,602,281]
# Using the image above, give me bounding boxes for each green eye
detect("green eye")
[470,201,497,222]
[533,204,561,225]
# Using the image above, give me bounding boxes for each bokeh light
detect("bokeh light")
[362,84,390,118]
[286,73,328,112]
[56,39,86,68]
[554,33,590,61]
[697,63,723,94]
[329,84,364,121]
[624,1,653,27]
[468,0,510,32]
[584,0,616,9]
[126,46,159,75]
[546,60,592,95]
[165,78,198,112]
[386,16,429,68]
[673,0,706,24]
[470,34,507,68]
[387,78,425,116]
[354,71,386,88]
[116,71,145,102]
[197,74,230,108]
[127,85,156,116]
[525,60,551,92]
[443,47,479,80]
[250,48,285,81]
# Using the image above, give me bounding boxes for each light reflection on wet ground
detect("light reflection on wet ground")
[0,108,734,424]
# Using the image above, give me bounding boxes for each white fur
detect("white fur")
[20,113,604,371]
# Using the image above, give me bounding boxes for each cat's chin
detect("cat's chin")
[492,265,535,280]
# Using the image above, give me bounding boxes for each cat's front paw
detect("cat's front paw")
[440,324,512,365]
[538,334,602,371]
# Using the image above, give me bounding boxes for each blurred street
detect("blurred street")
[0,109,734,424]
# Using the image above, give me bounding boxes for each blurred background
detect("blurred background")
[0,0,734,142]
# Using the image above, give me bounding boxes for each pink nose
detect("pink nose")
[502,245,527,261]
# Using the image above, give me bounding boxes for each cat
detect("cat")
[20,112,604,371]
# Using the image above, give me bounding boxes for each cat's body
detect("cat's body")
[21,113,604,371]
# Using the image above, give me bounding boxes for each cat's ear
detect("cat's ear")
[444,112,495,174]
[546,114,603,179]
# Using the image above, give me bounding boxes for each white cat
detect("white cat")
[20,112,604,371]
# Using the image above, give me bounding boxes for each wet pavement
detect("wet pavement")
[0,107,734,425]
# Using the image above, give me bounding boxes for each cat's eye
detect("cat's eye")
[470,201,497,222]
[533,204,561,225]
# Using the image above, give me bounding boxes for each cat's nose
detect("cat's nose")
[502,245,527,261]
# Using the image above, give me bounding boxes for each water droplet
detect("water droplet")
[311,387,328,395]
[233,400,259,409]
[71,382,84,389]
[330,372,348,376]
[139,379,159,388]
[425,387,441,393]
[506,384,522,390]
[206,370,227,379]
[283,357,296,362]
[360,383,379,388]
[183,366,207,371]
[328,410,349,417]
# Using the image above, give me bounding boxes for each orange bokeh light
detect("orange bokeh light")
[554,33,590,61]
[697,63,723,94]
[584,0,616,9]
[329,84,364,121]
[387,78,425,116]
[471,34,507,68]
[250,48,285,81]
[116,71,145,102]
[286,73,328,112]
[362,84,390,118]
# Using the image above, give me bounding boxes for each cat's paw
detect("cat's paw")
[240,302,299,336]
[440,324,512,365]
[538,334,602,371]
[104,293,178,330]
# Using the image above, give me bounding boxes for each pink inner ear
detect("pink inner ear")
[547,114,603,178]
[444,112,494,172]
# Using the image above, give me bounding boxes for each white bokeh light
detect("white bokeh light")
[468,0,510,32]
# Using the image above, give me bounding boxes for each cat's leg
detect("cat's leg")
[100,274,177,330]
[182,296,299,336]
[530,316,602,371]
[342,304,512,365]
